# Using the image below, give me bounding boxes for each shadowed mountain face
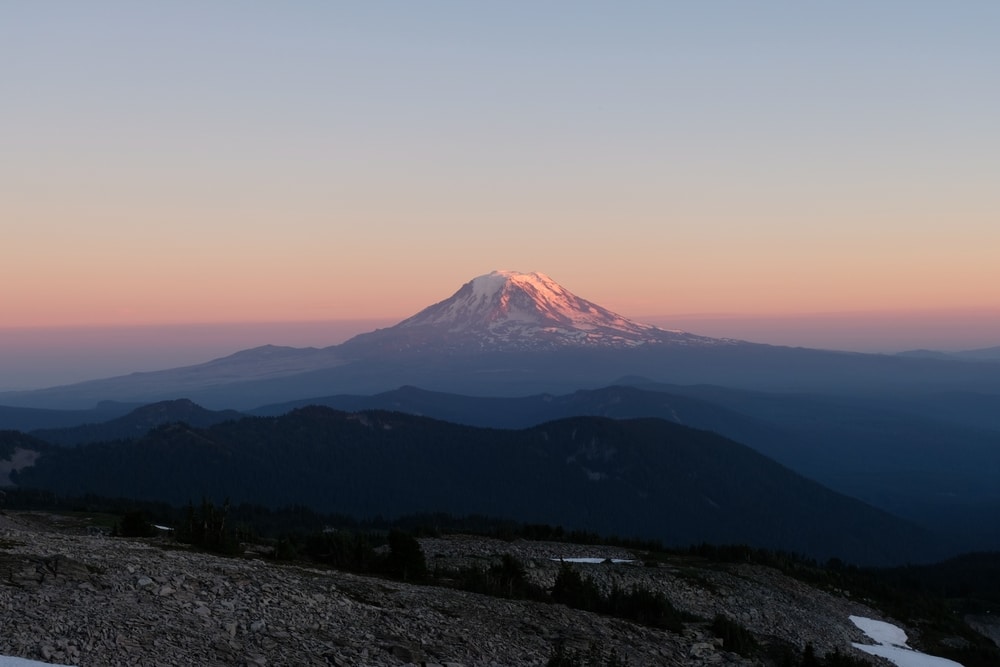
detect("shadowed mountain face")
[8,408,940,566]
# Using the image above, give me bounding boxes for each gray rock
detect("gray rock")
[0,510,892,666]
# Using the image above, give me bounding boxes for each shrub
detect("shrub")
[711,614,758,657]
[113,509,157,538]
[385,529,427,581]
[551,562,603,612]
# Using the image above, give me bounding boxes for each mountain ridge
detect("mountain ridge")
[2,270,999,410]
[8,407,941,566]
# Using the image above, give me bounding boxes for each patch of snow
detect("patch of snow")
[551,557,635,564]
[851,616,910,648]
[850,615,964,667]
[469,271,513,301]
[0,656,76,667]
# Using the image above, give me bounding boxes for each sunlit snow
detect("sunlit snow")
[850,615,964,667]
[391,269,727,350]
[469,271,514,302]
[419,271,657,334]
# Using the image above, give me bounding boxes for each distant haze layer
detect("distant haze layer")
[1,310,997,391]
[0,320,391,391]
[645,309,1000,353]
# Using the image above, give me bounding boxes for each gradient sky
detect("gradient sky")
[3,2,999,386]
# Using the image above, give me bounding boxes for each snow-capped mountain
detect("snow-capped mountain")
[0,270,733,408]
[18,269,1000,412]
[342,270,725,352]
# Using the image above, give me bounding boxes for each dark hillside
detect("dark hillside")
[12,408,940,565]
[251,383,1000,547]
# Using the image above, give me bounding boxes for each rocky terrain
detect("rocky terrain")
[0,511,929,666]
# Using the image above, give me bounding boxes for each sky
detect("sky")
[3,2,999,388]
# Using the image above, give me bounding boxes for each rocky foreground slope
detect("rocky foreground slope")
[0,511,942,666]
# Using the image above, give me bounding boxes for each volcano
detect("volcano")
[341,270,725,353]
[6,270,1000,411]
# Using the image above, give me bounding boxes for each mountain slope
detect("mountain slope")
[340,270,724,353]
[10,511,992,667]
[250,383,1000,546]
[0,344,349,410]
[11,408,941,565]
[898,345,1000,363]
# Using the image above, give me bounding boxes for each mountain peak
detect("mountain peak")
[345,270,726,353]
[400,270,647,334]
[467,270,558,298]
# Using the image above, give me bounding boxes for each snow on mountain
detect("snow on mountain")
[344,270,729,353]
[399,271,651,332]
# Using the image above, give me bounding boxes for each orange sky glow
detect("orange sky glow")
[3,3,998,360]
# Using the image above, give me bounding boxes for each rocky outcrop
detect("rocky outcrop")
[0,512,891,666]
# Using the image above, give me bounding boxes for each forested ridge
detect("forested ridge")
[8,407,936,565]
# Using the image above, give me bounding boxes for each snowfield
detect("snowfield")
[0,657,74,667]
[850,615,964,667]
[551,557,635,564]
